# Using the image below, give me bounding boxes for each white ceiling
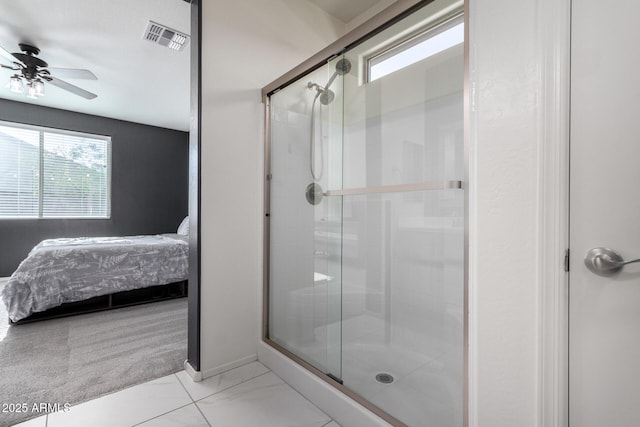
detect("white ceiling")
[0,0,396,133]
[0,0,191,131]
[309,0,386,23]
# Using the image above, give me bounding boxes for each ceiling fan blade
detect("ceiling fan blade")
[48,68,97,80]
[1,64,19,70]
[0,45,24,67]
[48,76,97,100]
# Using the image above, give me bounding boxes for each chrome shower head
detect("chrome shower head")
[323,58,351,94]
[307,58,351,106]
[319,89,334,105]
[335,58,351,75]
[307,82,334,105]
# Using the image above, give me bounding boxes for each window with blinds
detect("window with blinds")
[0,122,111,219]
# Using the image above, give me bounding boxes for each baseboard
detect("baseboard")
[200,354,258,380]
[183,360,202,382]
[257,342,391,427]
[183,354,259,383]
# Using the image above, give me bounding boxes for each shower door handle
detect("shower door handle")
[324,180,463,197]
[584,247,640,276]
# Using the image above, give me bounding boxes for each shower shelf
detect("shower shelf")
[324,180,462,197]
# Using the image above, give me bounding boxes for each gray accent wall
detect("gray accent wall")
[0,98,189,276]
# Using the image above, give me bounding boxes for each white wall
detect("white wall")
[200,0,568,425]
[344,0,397,32]
[199,0,345,376]
[469,0,569,425]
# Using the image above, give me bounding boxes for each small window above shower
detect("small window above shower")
[366,12,464,82]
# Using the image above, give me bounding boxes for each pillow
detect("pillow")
[177,216,189,235]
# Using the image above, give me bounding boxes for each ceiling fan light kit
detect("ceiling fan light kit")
[11,75,45,98]
[1,43,98,100]
[28,79,45,98]
[9,74,23,93]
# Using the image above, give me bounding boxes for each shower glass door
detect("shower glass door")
[337,5,464,425]
[267,1,464,425]
[268,57,345,380]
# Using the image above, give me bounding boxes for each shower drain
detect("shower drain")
[375,373,395,384]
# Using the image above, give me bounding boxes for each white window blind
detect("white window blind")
[0,126,39,217]
[0,122,110,219]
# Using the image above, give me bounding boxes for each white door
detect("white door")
[570,1,640,425]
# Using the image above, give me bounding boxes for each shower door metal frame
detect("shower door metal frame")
[262,1,470,426]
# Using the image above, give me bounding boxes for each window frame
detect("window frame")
[0,120,112,220]
[365,12,464,83]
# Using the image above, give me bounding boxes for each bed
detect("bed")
[1,219,189,324]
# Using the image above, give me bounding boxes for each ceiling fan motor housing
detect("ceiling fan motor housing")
[12,44,49,81]
[19,43,40,56]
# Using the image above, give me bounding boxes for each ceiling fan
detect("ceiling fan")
[0,43,97,100]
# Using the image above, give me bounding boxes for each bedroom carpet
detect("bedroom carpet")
[0,279,187,427]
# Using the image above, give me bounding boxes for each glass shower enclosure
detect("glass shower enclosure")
[265,1,465,425]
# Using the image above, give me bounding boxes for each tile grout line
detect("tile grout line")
[108,373,195,427]
[193,369,273,404]
[52,366,274,427]
[185,367,274,427]
[288,388,333,425]
[129,372,205,427]
[192,401,212,427]
[173,371,212,425]
[256,370,333,425]
[174,372,197,403]
[192,368,331,426]
[130,401,194,427]
[135,367,332,427]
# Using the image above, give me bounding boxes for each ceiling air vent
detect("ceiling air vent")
[143,21,189,51]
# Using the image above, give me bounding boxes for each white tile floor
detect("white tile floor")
[13,361,340,427]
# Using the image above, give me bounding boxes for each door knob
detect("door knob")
[584,247,640,277]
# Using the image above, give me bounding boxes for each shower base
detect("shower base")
[295,313,463,427]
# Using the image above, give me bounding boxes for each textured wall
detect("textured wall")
[469,0,549,425]
[0,98,189,276]
[199,0,345,376]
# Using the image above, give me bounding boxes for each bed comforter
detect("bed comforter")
[1,234,189,322]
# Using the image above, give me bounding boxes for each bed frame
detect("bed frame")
[9,280,187,325]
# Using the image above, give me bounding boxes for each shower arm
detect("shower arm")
[307,82,324,93]
[324,58,352,91]
[323,70,339,92]
[307,72,338,94]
